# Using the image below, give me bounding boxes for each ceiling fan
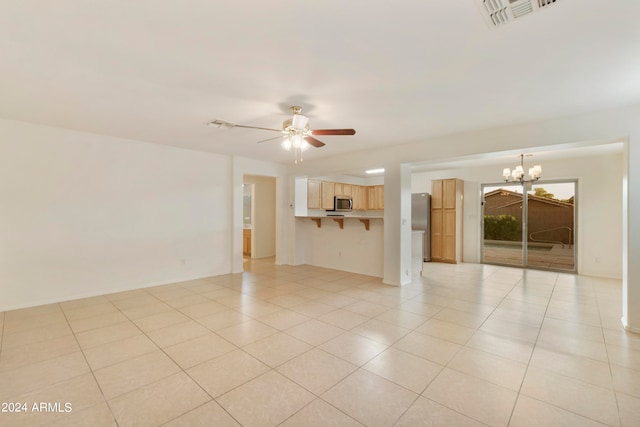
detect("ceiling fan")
[208,106,356,163]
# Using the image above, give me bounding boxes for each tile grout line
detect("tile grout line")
[58,302,121,427]
[502,272,619,426]
[411,267,544,421]
[176,269,409,425]
[422,265,531,426]
[349,264,526,426]
[146,274,373,424]
[275,396,363,427]
[110,280,281,425]
[117,287,246,426]
[593,278,624,427]
[70,288,214,424]
[504,271,559,426]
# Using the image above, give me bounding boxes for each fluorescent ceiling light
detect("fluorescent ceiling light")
[365,168,385,174]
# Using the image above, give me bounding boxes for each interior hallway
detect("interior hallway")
[0,259,638,426]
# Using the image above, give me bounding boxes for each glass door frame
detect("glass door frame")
[481,179,578,273]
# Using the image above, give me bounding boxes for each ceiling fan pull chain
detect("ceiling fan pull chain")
[294,146,304,164]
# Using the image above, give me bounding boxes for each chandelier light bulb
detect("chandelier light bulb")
[512,165,524,180]
[531,165,542,179]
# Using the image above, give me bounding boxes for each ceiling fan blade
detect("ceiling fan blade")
[256,135,285,144]
[311,129,356,136]
[208,119,282,133]
[305,136,326,148]
[233,124,282,132]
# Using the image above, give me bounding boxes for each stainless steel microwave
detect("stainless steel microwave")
[328,196,353,212]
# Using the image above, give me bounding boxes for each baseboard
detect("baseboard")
[621,317,640,334]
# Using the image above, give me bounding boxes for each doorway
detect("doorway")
[481,180,576,272]
[242,184,253,257]
[242,175,276,261]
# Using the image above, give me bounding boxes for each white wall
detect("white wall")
[411,152,623,278]
[383,163,413,285]
[294,177,308,217]
[312,174,384,186]
[0,119,232,311]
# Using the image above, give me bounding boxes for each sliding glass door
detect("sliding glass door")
[482,181,576,272]
[482,184,525,267]
[526,182,575,270]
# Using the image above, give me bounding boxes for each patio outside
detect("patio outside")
[483,241,575,270]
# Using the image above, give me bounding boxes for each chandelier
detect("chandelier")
[502,154,542,183]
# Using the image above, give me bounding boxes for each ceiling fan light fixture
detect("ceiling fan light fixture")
[281,138,292,151]
[291,114,309,130]
[208,105,355,164]
[289,134,309,151]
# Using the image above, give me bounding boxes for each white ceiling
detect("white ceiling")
[1,1,639,165]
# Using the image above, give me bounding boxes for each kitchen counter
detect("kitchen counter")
[296,215,383,230]
[295,214,383,219]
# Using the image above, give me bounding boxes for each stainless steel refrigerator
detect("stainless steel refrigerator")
[411,193,431,261]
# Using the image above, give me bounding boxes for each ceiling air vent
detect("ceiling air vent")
[475,0,559,28]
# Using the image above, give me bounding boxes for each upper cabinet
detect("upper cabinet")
[431,179,443,210]
[334,183,352,197]
[307,179,322,209]
[321,181,335,210]
[306,179,382,211]
[367,185,384,210]
[352,185,368,210]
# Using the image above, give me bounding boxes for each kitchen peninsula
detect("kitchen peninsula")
[293,177,385,278]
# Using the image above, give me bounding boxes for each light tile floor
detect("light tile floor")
[1,259,639,426]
